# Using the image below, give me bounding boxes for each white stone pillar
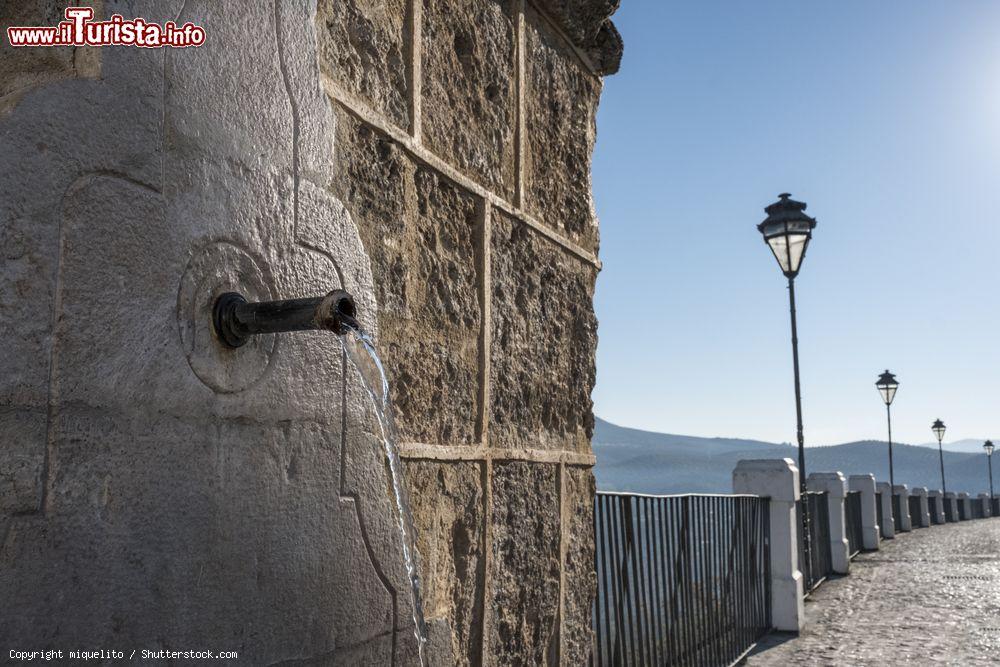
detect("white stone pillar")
[893,484,912,531]
[928,490,946,524]
[911,487,930,527]
[959,492,971,520]
[849,474,880,550]
[877,481,895,538]
[808,472,850,573]
[979,493,991,518]
[733,459,804,632]
[945,492,959,522]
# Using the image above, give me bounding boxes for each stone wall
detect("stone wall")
[318,0,618,662]
[0,0,618,663]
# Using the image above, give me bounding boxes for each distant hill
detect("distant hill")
[915,438,993,455]
[592,417,994,496]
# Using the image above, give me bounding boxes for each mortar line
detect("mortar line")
[321,76,601,269]
[481,451,494,662]
[514,0,526,209]
[40,203,68,516]
[398,442,596,466]
[557,459,567,664]
[479,195,494,663]
[407,0,422,141]
[478,200,492,445]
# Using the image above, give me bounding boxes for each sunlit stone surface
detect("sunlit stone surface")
[746,518,1000,665]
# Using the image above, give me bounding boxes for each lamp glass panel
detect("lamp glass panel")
[932,426,946,440]
[986,443,995,455]
[877,384,898,405]
[766,232,810,275]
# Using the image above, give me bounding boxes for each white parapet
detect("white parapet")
[945,492,959,522]
[733,458,804,632]
[849,474,880,550]
[979,493,991,518]
[958,492,971,520]
[808,472,850,573]
[877,481,895,538]
[893,485,912,531]
[928,489,946,524]
[911,487,931,527]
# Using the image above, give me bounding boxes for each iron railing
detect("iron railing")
[908,496,922,527]
[845,491,863,556]
[930,496,943,525]
[944,499,954,522]
[892,494,903,532]
[959,500,968,521]
[592,492,771,667]
[972,501,985,519]
[993,497,1000,517]
[797,492,832,594]
[875,491,884,533]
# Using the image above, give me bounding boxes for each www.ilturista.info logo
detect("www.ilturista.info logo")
[6,7,206,48]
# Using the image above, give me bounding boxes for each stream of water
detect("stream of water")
[339,326,428,665]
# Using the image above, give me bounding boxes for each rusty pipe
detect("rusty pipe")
[213,289,358,348]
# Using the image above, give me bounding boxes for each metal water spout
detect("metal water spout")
[213,289,358,348]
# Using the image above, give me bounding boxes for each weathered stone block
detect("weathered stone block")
[421,0,517,199]
[317,0,409,128]
[0,1,101,107]
[533,0,623,76]
[523,5,601,253]
[563,466,596,664]
[405,461,485,666]
[489,461,561,665]
[490,211,597,452]
[0,409,44,514]
[333,109,482,445]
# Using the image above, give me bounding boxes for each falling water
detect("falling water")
[339,326,428,666]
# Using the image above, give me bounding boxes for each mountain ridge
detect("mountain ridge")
[592,417,994,496]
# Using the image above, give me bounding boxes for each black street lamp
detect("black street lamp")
[985,440,995,499]
[932,419,947,495]
[757,193,817,567]
[876,370,899,487]
[757,194,817,489]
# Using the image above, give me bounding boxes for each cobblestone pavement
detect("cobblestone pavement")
[743,517,1000,666]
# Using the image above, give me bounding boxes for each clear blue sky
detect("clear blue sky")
[592,1,1000,447]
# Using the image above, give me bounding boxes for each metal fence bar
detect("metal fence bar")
[795,499,810,594]
[875,491,884,534]
[930,496,943,525]
[908,495,922,527]
[804,491,832,591]
[892,494,903,532]
[593,492,771,666]
[845,491,863,556]
[972,500,984,520]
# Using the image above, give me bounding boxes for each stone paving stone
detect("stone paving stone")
[744,518,1000,666]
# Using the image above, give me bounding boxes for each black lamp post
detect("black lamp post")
[985,440,995,500]
[932,419,947,495]
[757,193,817,566]
[876,370,899,487]
[757,194,817,489]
